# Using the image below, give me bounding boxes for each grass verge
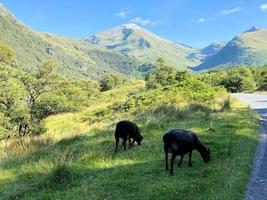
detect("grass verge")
[0,93,259,200]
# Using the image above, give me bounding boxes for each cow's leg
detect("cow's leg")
[178,154,184,167]
[188,151,193,167]
[18,124,22,136]
[122,139,127,151]
[114,137,119,152]
[170,153,177,176]
[164,146,169,171]
[128,138,132,148]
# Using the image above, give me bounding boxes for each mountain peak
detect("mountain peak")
[201,41,226,58]
[120,23,142,30]
[243,26,259,33]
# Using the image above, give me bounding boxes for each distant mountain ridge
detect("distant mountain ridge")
[201,42,226,59]
[0,4,141,79]
[85,23,202,70]
[1,3,267,77]
[194,28,267,71]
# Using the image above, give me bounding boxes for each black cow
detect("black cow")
[163,129,210,175]
[114,120,143,152]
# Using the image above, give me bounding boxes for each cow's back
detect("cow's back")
[163,129,195,154]
[115,120,139,138]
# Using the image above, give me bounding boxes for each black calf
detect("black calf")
[114,120,143,152]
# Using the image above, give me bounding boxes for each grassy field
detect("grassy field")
[0,82,259,200]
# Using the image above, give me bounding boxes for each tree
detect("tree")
[220,74,256,93]
[176,71,189,82]
[145,57,176,89]
[0,48,91,137]
[0,60,63,136]
[79,80,100,98]
[0,67,28,137]
[100,74,125,91]
[18,59,58,105]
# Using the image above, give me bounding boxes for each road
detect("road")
[232,93,267,200]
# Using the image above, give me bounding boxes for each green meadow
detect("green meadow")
[0,80,259,200]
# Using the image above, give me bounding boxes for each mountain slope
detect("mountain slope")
[0,4,141,79]
[85,23,201,70]
[194,28,267,71]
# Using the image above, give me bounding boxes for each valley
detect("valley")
[0,2,267,200]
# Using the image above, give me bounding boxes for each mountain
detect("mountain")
[194,27,267,71]
[0,4,141,79]
[85,23,201,70]
[243,26,259,33]
[2,3,267,75]
[201,42,226,59]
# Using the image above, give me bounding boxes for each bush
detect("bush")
[145,58,176,89]
[220,74,256,93]
[175,78,226,102]
[100,74,125,91]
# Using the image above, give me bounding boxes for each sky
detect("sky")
[1,0,267,48]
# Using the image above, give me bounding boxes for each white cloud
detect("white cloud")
[116,11,127,18]
[221,7,242,15]
[130,17,151,26]
[260,3,267,11]
[115,9,131,18]
[197,18,205,23]
[130,17,164,26]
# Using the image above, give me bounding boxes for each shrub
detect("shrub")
[145,58,176,89]
[220,74,256,93]
[175,78,226,102]
[100,74,125,91]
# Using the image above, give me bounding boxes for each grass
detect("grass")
[0,85,259,200]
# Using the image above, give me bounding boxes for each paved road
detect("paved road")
[232,93,267,200]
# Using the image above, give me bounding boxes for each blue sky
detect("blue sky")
[1,0,267,47]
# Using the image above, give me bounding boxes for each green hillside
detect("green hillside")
[194,28,267,71]
[0,4,141,79]
[85,23,202,70]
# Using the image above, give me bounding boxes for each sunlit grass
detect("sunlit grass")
[0,83,259,200]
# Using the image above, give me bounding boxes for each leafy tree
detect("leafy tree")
[100,74,125,91]
[32,94,73,120]
[175,78,226,102]
[145,58,176,89]
[0,46,111,137]
[0,59,72,136]
[79,80,100,98]
[176,71,190,82]
[250,67,267,89]
[18,60,58,105]
[220,74,256,93]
